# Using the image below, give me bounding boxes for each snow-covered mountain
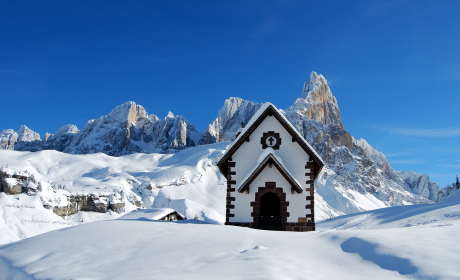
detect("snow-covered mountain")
[198,97,263,145]
[285,73,444,213]
[0,71,447,244]
[0,102,201,155]
[198,72,444,215]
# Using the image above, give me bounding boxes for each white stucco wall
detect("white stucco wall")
[229,115,313,223]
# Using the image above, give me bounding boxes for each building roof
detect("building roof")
[119,208,185,221]
[217,103,324,179]
[237,150,303,194]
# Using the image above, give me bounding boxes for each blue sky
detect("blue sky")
[1,0,459,187]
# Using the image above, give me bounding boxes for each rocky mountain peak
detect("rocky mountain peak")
[198,97,262,145]
[0,129,18,150]
[17,125,40,142]
[107,101,148,124]
[42,133,53,141]
[399,171,444,202]
[55,124,79,136]
[289,71,343,128]
[166,111,175,119]
[300,71,328,99]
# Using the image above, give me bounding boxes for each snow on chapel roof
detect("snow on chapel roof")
[217,102,324,179]
[237,148,303,193]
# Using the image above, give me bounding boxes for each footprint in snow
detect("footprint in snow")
[240,245,268,253]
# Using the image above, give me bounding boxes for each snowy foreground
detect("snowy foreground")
[1,194,460,280]
[0,143,341,245]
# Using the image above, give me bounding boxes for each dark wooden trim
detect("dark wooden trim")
[237,154,303,194]
[225,160,236,224]
[245,182,315,232]
[261,131,281,150]
[216,104,324,180]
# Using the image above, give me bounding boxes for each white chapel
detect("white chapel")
[217,103,324,231]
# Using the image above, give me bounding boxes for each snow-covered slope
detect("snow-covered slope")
[1,200,459,279]
[0,143,342,245]
[0,71,448,246]
[441,188,460,203]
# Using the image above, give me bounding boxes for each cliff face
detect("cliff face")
[0,129,17,150]
[0,72,445,216]
[198,97,262,145]
[287,72,444,212]
[0,102,201,155]
[297,71,343,128]
[399,170,445,202]
[0,166,143,217]
[203,72,444,215]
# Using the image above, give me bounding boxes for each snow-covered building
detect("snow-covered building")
[217,103,324,231]
[120,208,185,221]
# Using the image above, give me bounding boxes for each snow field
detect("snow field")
[1,145,460,278]
[1,201,460,279]
[0,143,341,244]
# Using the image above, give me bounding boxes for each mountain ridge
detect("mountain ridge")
[0,72,445,215]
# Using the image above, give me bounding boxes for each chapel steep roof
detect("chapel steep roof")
[216,103,324,180]
[238,152,303,194]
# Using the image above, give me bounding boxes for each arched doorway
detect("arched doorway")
[259,192,281,230]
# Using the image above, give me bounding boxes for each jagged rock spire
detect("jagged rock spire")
[290,71,343,128]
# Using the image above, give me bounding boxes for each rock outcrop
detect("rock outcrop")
[204,71,443,215]
[198,97,262,145]
[399,170,445,202]
[0,102,201,155]
[0,72,444,216]
[285,72,443,211]
[0,167,144,217]
[0,169,29,195]
[0,129,18,150]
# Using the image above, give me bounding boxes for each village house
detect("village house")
[217,103,324,231]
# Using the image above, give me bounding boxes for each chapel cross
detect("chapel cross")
[268,136,275,146]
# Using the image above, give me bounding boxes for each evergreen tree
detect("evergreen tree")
[456,175,460,189]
